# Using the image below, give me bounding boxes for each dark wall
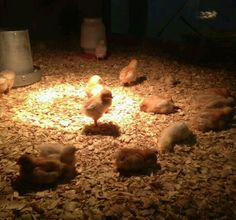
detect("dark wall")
[0,0,81,39]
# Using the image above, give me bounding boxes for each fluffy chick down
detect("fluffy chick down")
[83,88,113,126]
[140,96,177,114]
[37,143,76,166]
[17,153,76,186]
[115,148,160,175]
[158,122,193,153]
[119,59,138,85]
[0,70,16,94]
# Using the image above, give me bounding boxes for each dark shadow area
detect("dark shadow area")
[11,176,58,195]
[82,122,121,137]
[123,76,147,87]
[11,167,77,195]
[117,163,161,177]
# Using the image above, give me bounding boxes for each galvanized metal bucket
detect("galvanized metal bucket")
[0,29,41,87]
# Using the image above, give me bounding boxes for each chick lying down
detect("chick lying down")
[115,148,161,176]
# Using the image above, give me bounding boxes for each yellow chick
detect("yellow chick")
[85,75,104,98]
[0,70,16,94]
[119,59,138,85]
[95,40,107,60]
[83,88,113,126]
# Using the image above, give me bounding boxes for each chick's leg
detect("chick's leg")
[94,119,98,127]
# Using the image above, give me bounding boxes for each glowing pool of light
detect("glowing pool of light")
[12,84,145,131]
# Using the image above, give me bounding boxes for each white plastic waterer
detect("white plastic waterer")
[80,17,106,54]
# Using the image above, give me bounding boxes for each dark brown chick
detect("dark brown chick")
[196,106,234,132]
[83,88,113,126]
[17,154,75,185]
[115,148,159,175]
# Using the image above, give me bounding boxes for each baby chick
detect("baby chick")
[37,143,76,166]
[207,87,232,98]
[162,74,179,87]
[195,106,234,132]
[194,93,235,109]
[0,77,8,96]
[17,153,73,185]
[95,40,107,60]
[0,70,16,94]
[158,122,193,153]
[119,59,138,85]
[83,88,113,126]
[140,96,177,114]
[115,148,159,175]
[85,75,104,98]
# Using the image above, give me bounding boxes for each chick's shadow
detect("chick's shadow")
[82,122,121,137]
[123,76,147,87]
[118,163,161,178]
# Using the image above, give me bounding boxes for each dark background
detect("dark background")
[0,0,236,50]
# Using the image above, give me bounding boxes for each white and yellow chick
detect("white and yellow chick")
[83,88,113,126]
[85,75,104,98]
[119,59,138,85]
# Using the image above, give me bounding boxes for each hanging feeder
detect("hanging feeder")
[0,28,41,87]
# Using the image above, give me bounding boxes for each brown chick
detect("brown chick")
[115,148,159,175]
[38,143,76,166]
[95,40,107,60]
[207,87,232,98]
[0,77,8,96]
[0,70,16,94]
[17,153,69,185]
[83,88,113,126]
[85,75,104,98]
[194,93,235,109]
[119,59,138,85]
[196,106,234,132]
[140,96,177,114]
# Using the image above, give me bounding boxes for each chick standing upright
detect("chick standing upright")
[85,75,104,98]
[83,88,113,126]
[119,59,138,85]
[95,40,107,60]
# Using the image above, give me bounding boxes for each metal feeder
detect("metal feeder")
[0,29,41,87]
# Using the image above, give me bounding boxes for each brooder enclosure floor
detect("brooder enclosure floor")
[0,40,236,219]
